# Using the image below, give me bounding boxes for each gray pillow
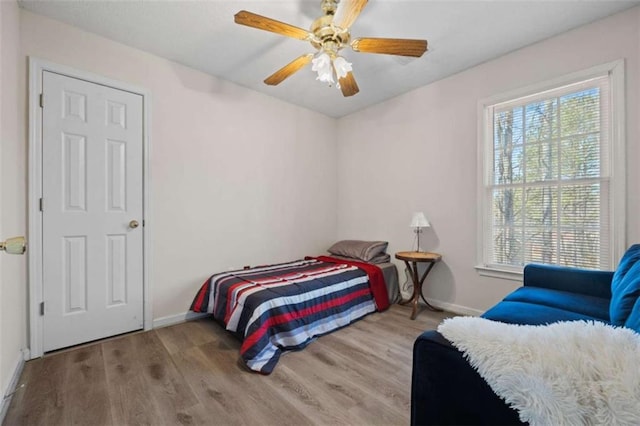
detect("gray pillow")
[328,240,389,262]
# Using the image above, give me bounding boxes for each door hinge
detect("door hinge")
[39,197,43,212]
[39,93,44,108]
[40,302,44,316]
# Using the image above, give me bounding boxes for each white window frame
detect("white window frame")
[476,60,626,280]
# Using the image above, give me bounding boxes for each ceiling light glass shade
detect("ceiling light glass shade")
[333,56,352,79]
[312,53,335,85]
[311,53,352,89]
[410,212,430,228]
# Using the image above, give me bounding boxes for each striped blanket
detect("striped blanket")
[190,256,390,374]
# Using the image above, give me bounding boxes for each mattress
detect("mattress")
[379,262,400,304]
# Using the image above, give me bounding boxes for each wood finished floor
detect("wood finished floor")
[3,304,452,426]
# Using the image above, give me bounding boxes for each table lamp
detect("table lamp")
[410,212,430,252]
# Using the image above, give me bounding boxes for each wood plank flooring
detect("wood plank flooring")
[3,304,451,426]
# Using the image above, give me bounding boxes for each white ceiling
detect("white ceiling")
[18,0,639,118]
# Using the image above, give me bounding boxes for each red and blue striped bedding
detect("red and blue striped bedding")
[190,256,390,374]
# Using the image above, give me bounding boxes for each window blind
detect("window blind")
[486,75,611,270]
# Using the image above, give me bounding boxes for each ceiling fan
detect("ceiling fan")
[234,0,428,97]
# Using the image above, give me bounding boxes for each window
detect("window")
[478,62,625,277]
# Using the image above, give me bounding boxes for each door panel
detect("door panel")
[42,71,144,352]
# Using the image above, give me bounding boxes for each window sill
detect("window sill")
[474,265,524,282]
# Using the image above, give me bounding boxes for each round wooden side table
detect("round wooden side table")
[395,251,442,320]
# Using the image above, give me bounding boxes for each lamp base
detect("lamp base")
[414,227,423,252]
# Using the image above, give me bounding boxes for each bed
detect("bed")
[190,240,398,374]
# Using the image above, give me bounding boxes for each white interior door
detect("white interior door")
[42,70,144,352]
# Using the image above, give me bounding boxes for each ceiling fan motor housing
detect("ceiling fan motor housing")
[310,14,350,54]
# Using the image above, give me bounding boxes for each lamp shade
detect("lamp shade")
[410,212,430,228]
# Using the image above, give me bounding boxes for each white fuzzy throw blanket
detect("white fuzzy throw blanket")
[438,317,640,425]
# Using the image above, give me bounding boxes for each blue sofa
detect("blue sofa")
[411,244,640,425]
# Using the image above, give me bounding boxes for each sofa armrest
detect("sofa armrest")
[411,330,522,425]
[523,263,613,299]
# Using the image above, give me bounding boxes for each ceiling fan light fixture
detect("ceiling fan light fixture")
[311,52,352,89]
[312,52,335,85]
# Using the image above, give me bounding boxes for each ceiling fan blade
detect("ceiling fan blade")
[332,0,368,30]
[351,37,428,57]
[234,10,311,40]
[338,72,359,97]
[264,54,314,86]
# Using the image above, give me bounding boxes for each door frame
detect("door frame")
[28,57,152,358]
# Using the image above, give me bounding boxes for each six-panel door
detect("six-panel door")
[42,71,144,352]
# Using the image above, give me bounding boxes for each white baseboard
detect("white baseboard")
[426,300,484,317]
[399,287,485,317]
[152,311,209,329]
[1,348,29,424]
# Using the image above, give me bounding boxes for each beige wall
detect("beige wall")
[337,7,640,313]
[19,10,339,322]
[1,0,26,408]
[1,0,4,404]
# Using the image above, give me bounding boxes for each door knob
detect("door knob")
[129,220,140,229]
[0,236,26,254]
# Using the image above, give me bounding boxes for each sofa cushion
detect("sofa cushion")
[610,244,640,326]
[524,264,613,299]
[504,287,610,321]
[624,297,640,333]
[482,301,608,326]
